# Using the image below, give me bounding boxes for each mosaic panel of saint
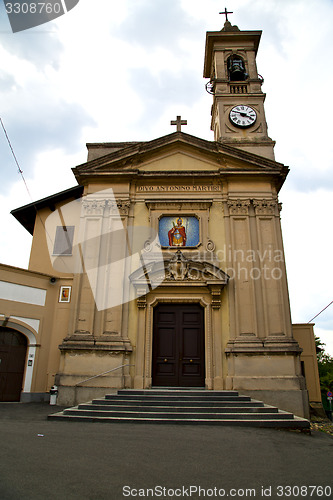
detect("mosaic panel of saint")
[159,216,200,247]
[168,217,187,246]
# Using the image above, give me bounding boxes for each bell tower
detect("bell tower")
[204,14,275,160]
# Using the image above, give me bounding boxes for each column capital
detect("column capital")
[227,198,251,215]
[252,199,278,216]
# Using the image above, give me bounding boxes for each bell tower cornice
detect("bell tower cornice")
[203,30,262,79]
[204,21,275,160]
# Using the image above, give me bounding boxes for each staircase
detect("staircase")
[48,389,310,430]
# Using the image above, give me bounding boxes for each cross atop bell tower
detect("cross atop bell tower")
[219,7,233,22]
[203,16,275,160]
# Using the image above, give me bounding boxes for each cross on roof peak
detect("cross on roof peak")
[219,7,233,22]
[170,115,187,132]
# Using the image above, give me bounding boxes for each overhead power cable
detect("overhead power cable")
[0,117,34,202]
[308,300,333,324]
[0,117,72,274]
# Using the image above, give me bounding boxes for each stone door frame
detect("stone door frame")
[134,290,225,390]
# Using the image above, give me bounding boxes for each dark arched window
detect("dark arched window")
[0,327,27,346]
[227,55,248,82]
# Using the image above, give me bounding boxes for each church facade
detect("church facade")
[0,20,322,418]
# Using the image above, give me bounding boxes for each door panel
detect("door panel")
[182,329,201,357]
[152,304,205,387]
[157,328,175,357]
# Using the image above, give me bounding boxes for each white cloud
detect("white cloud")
[281,189,333,355]
[1,181,32,269]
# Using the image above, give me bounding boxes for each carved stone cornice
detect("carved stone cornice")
[59,334,133,352]
[225,336,303,354]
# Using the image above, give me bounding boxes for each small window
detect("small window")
[53,226,75,256]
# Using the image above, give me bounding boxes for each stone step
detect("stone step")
[151,387,207,390]
[48,412,310,429]
[105,394,252,402]
[117,389,239,397]
[91,398,265,408]
[82,404,275,413]
[48,389,310,431]
[63,408,292,420]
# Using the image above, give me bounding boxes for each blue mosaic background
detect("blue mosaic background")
[159,216,200,247]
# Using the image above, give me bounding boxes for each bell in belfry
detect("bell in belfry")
[228,56,247,81]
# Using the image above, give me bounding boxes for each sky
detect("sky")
[0,0,333,355]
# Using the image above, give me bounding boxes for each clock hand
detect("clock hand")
[232,110,254,118]
[232,110,246,115]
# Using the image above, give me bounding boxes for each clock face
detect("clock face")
[229,105,257,128]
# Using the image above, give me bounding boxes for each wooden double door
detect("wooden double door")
[152,304,205,387]
[0,328,27,402]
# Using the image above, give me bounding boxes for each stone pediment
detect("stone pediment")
[130,250,229,287]
[130,251,229,309]
[72,132,289,184]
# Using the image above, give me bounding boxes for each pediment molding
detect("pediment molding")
[130,250,229,309]
[72,132,288,185]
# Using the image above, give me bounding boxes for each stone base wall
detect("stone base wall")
[240,389,309,419]
[57,386,118,407]
[20,392,50,403]
[55,348,133,406]
[225,349,309,418]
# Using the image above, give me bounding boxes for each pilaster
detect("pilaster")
[134,288,148,389]
[225,199,257,339]
[60,193,133,353]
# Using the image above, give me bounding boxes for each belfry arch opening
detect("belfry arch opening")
[227,55,248,81]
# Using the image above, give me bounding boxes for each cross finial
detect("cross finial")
[171,115,187,132]
[219,7,233,22]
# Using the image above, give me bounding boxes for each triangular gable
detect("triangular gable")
[72,131,289,181]
[12,132,289,235]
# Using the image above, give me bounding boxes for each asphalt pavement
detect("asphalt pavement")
[0,403,332,500]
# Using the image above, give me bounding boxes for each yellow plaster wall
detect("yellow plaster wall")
[140,152,220,172]
[29,204,79,278]
[0,264,73,395]
[224,177,275,196]
[293,323,322,402]
[29,207,53,275]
